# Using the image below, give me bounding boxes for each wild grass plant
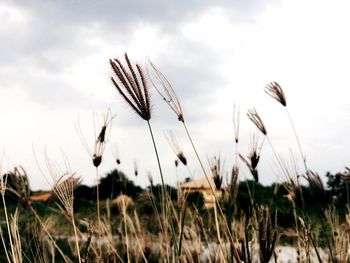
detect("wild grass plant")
[0,52,349,263]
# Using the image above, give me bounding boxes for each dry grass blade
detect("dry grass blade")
[110,53,151,121]
[147,59,184,122]
[230,165,239,199]
[10,208,22,263]
[257,206,279,263]
[247,108,267,135]
[265,81,287,107]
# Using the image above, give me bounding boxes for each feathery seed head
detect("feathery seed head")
[147,60,184,122]
[53,173,81,218]
[0,174,7,197]
[265,81,287,107]
[166,131,187,166]
[239,134,263,182]
[110,53,151,121]
[233,104,240,143]
[76,109,114,168]
[247,108,267,135]
[209,155,224,190]
[248,134,263,170]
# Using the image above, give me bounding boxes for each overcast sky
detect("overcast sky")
[1,0,350,190]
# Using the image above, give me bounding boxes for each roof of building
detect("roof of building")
[180,176,219,190]
[30,192,52,202]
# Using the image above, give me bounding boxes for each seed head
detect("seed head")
[147,60,184,122]
[134,160,138,176]
[265,81,287,107]
[247,108,267,135]
[110,53,151,121]
[166,131,187,166]
[233,104,240,143]
[76,109,114,168]
[239,134,263,182]
[93,154,102,168]
[208,155,224,190]
[53,173,81,218]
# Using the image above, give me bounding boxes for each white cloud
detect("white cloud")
[1,0,350,190]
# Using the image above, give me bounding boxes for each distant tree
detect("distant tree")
[147,184,177,202]
[186,192,205,210]
[326,171,349,204]
[98,169,143,199]
[74,184,94,200]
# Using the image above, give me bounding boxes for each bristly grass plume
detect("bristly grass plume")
[147,60,184,122]
[247,108,267,136]
[166,131,187,166]
[265,81,287,107]
[110,53,151,121]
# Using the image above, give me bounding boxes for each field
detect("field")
[0,54,349,263]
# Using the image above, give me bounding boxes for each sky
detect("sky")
[1,0,350,190]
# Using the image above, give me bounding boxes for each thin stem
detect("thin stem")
[122,200,130,263]
[266,136,289,178]
[214,203,225,260]
[286,108,308,173]
[181,121,235,245]
[146,121,165,189]
[309,232,323,263]
[146,121,179,256]
[95,167,102,258]
[177,204,187,257]
[127,213,149,262]
[320,216,337,263]
[72,215,81,263]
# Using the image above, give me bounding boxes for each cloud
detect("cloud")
[1,0,350,189]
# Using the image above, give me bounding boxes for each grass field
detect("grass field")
[0,53,349,262]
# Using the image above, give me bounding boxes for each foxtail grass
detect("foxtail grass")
[265,81,308,173]
[110,53,179,256]
[148,59,239,255]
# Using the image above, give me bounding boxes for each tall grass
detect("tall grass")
[0,54,349,263]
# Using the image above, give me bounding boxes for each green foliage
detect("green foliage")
[185,191,205,210]
[98,169,143,199]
